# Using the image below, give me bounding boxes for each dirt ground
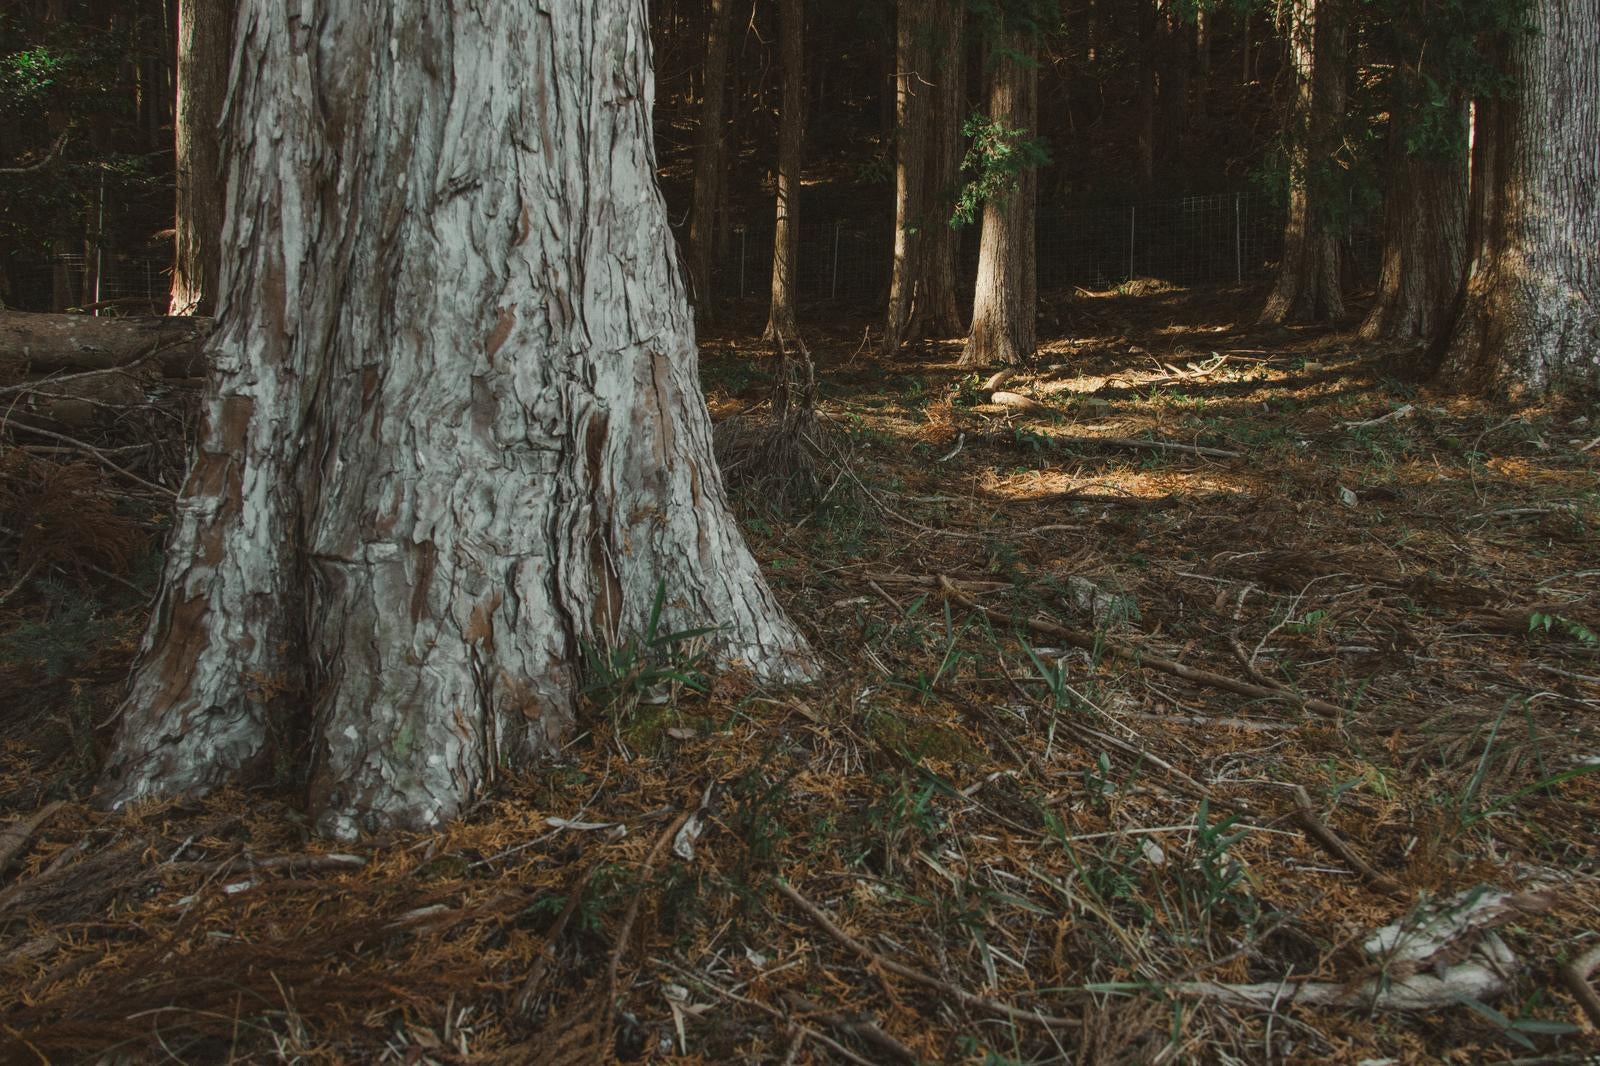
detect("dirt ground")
[2,284,1597,1064]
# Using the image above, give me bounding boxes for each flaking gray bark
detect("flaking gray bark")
[103,0,816,838]
[1438,0,1600,397]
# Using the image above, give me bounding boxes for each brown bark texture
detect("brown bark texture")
[168,0,232,318]
[925,6,966,336]
[883,0,933,355]
[962,32,1038,367]
[1359,114,1469,342]
[763,0,805,348]
[885,0,965,353]
[1259,0,1348,325]
[1439,0,1600,397]
[102,0,816,839]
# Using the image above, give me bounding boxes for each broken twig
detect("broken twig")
[774,878,1079,1029]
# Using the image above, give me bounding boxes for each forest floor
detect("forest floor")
[2,283,1598,1064]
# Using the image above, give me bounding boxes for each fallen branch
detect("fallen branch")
[975,427,1241,460]
[774,877,1080,1029]
[939,576,1347,718]
[1177,934,1516,1010]
[606,811,691,1002]
[780,991,918,1064]
[0,801,65,877]
[657,961,877,1066]
[1291,786,1405,897]
[518,861,599,1012]
[3,423,176,498]
[1558,942,1600,1031]
[990,390,1044,412]
[0,310,210,378]
[1081,434,1241,459]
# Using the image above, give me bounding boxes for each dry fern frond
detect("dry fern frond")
[0,453,143,572]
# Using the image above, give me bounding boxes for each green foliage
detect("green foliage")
[0,577,114,681]
[1526,611,1597,646]
[580,581,715,734]
[951,111,1051,228]
[0,8,172,262]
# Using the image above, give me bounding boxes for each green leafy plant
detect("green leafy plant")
[581,581,715,736]
[951,112,1051,227]
[1527,611,1598,646]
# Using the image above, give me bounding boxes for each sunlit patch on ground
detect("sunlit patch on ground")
[2,285,1596,1063]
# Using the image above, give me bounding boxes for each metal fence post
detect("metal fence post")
[1234,193,1242,284]
[1128,205,1136,280]
[831,220,841,301]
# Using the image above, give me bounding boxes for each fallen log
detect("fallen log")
[0,310,211,379]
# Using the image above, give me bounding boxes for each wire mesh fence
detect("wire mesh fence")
[5,190,1368,317]
[4,252,170,314]
[708,189,1294,309]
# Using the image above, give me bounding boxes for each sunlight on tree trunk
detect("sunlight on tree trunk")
[103,0,816,838]
[1259,0,1347,326]
[168,0,231,318]
[884,0,932,355]
[763,0,805,351]
[962,32,1038,368]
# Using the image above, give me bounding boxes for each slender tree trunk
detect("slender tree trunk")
[1359,107,1468,342]
[763,0,804,347]
[102,0,816,839]
[1136,0,1156,195]
[925,4,966,335]
[961,32,1038,367]
[1438,0,1600,396]
[169,0,232,318]
[689,0,732,318]
[1259,0,1347,324]
[884,0,932,354]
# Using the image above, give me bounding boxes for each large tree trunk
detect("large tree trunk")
[1259,0,1347,325]
[1360,106,1469,342]
[763,0,804,348]
[883,0,933,356]
[102,0,816,839]
[961,32,1038,368]
[688,0,732,318]
[168,0,233,318]
[1437,0,1599,397]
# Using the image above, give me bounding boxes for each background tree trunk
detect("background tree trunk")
[103,0,816,839]
[688,0,732,318]
[962,32,1038,367]
[883,0,933,355]
[925,5,966,336]
[168,0,232,318]
[1360,110,1468,342]
[764,0,805,348]
[1438,0,1599,396]
[1259,0,1347,325]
